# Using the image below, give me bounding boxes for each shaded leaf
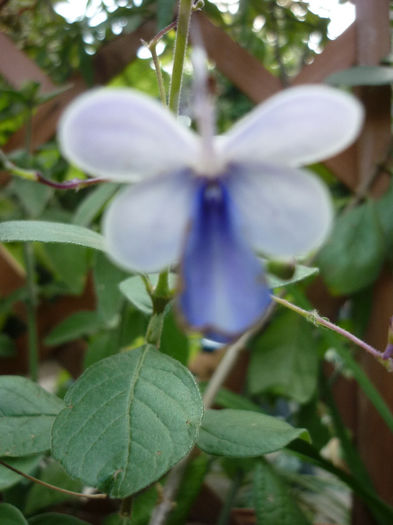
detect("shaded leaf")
[0,221,105,252]
[28,514,89,525]
[318,202,385,295]
[0,455,42,491]
[326,65,393,86]
[0,503,27,525]
[44,311,102,346]
[248,311,318,403]
[119,276,152,315]
[52,346,203,497]
[253,459,311,525]
[267,265,318,289]
[0,376,64,456]
[94,253,128,323]
[73,183,119,227]
[25,461,83,515]
[197,409,308,457]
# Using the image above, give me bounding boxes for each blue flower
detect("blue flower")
[58,84,363,340]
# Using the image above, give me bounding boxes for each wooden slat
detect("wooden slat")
[293,24,356,85]
[0,32,56,92]
[194,12,281,103]
[352,1,393,522]
[3,20,156,153]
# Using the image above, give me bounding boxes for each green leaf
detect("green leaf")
[166,454,209,525]
[119,276,153,315]
[267,265,319,289]
[248,311,319,403]
[0,376,64,456]
[197,409,308,457]
[0,455,42,491]
[0,503,28,525]
[156,0,177,29]
[93,253,128,323]
[51,345,203,498]
[200,386,260,412]
[11,178,53,218]
[28,514,89,525]
[326,65,393,86]
[318,202,385,295]
[44,244,88,295]
[160,307,189,365]
[83,332,119,369]
[0,334,16,357]
[0,221,105,252]
[44,311,102,346]
[73,183,119,227]
[376,180,393,252]
[25,461,83,515]
[253,459,311,525]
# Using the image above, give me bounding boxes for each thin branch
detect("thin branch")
[0,150,105,190]
[272,295,393,370]
[0,460,107,499]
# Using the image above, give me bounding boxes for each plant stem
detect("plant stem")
[216,470,242,525]
[168,0,193,114]
[150,43,167,106]
[0,460,107,499]
[119,495,133,518]
[23,243,39,382]
[272,295,391,368]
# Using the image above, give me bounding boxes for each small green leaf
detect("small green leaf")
[160,307,189,365]
[119,276,153,315]
[167,454,209,525]
[253,460,311,525]
[197,409,308,457]
[248,311,318,403]
[0,503,28,525]
[28,514,89,525]
[318,202,385,295]
[0,221,105,252]
[376,180,393,252]
[326,65,393,86]
[0,376,64,456]
[267,265,318,289]
[25,461,83,515]
[0,455,42,491]
[44,244,88,295]
[52,346,203,498]
[94,253,128,323]
[73,183,119,227]
[44,311,102,346]
[11,178,53,218]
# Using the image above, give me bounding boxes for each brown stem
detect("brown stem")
[0,460,107,499]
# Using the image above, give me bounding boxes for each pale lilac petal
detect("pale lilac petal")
[219,85,363,167]
[178,180,271,341]
[59,88,199,181]
[103,171,194,272]
[226,162,333,257]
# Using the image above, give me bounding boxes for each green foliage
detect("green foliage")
[51,346,203,497]
[0,455,42,491]
[24,461,83,515]
[248,311,319,403]
[44,311,102,346]
[0,503,28,525]
[318,201,385,295]
[253,459,311,525]
[0,221,106,251]
[197,409,309,457]
[0,377,64,456]
[28,514,89,525]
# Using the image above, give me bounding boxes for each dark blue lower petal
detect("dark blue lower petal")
[178,178,271,341]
